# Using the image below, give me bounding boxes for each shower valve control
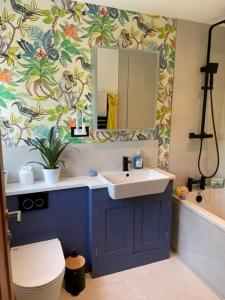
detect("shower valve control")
[189,132,213,139]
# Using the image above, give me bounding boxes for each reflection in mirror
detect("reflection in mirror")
[92,46,159,130]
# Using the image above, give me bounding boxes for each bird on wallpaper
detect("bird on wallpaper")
[164,77,173,108]
[43,30,59,61]
[9,0,41,21]
[1,119,10,129]
[52,0,77,14]
[85,93,91,103]
[84,4,99,16]
[0,23,21,61]
[17,39,39,58]
[52,0,67,10]
[117,29,132,48]
[158,44,167,69]
[132,16,156,38]
[108,7,119,19]
[76,57,91,72]
[161,152,169,170]
[0,25,8,58]
[12,102,45,123]
[137,133,147,141]
[57,71,78,108]
[0,116,13,145]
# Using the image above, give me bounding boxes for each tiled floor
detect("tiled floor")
[60,254,219,300]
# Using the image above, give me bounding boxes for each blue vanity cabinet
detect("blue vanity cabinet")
[134,187,171,253]
[96,196,133,262]
[89,189,133,264]
[89,181,173,277]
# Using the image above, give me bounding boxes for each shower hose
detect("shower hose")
[198,89,220,178]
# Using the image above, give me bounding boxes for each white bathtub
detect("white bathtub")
[172,188,225,299]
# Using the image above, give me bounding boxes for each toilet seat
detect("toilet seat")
[11,239,65,290]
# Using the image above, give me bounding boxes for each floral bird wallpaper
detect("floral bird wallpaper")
[0,0,176,170]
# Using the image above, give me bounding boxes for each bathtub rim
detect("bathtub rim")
[173,194,225,232]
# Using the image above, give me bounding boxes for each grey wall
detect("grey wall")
[3,140,158,183]
[169,19,225,185]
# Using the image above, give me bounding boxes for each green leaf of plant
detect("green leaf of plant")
[158,34,165,39]
[51,6,58,16]
[58,9,67,17]
[89,24,101,33]
[0,85,16,100]
[41,10,51,16]
[62,107,70,114]
[49,126,55,148]
[43,16,53,24]
[55,105,62,113]
[61,51,72,62]
[25,127,70,169]
[0,98,7,108]
[54,30,61,47]
[120,10,129,22]
[64,45,80,55]
[28,161,47,168]
[48,115,57,122]
[61,39,71,48]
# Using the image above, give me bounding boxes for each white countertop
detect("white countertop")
[6,175,107,196]
[6,168,175,197]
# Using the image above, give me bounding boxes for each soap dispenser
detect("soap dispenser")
[133,149,143,169]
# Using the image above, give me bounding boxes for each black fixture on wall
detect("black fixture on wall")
[189,19,225,178]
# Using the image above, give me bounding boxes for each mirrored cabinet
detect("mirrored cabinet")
[92,46,159,130]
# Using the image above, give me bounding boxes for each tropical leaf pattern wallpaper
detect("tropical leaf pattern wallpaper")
[0,0,176,170]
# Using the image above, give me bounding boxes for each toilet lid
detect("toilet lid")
[11,239,65,289]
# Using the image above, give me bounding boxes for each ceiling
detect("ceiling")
[85,0,225,24]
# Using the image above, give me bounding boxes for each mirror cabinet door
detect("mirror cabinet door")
[93,46,158,130]
[126,50,158,129]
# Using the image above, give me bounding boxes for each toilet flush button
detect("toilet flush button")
[23,199,34,210]
[35,198,44,207]
[18,192,48,211]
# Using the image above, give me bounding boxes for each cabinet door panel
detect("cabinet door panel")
[96,199,133,262]
[134,194,169,252]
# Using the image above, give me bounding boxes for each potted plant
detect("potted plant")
[25,127,69,184]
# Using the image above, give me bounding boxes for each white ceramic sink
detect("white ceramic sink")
[99,168,175,200]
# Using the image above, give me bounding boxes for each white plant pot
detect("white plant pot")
[43,168,60,184]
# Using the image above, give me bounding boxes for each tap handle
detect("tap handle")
[123,156,131,163]
[200,176,206,190]
[187,177,193,191]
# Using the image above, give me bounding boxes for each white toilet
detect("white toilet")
[10,238,65,300]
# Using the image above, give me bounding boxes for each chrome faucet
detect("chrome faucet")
[122,156,131,172]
